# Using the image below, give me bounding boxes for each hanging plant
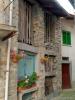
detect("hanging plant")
[10,50,26,63]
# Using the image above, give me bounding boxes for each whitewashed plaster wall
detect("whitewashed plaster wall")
[61,18,75,87]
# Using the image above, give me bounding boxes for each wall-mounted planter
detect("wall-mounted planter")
[17,72,38,92]
[40,56,48,64]
[17,83,37,92]
[10,50,26,63]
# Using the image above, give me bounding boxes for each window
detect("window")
[62,30,71,45]
[18,0,33,45]
[44,55,55,73]
[18,51,35,80]
[44,13,55,44]
[62,57,69,61]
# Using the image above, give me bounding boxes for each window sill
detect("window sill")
[44,50,56,57]
[45,72,56,78]
[18,42,38,53]
[62,44,72,47]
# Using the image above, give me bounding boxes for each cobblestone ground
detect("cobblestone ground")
[52,89,75,100]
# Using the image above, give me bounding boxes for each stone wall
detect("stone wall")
[0,0,18,100]
[8,0,19,100]
[0,0,62,100]
[32,3,45,100]
[53,18,62,94]
[0,0,9,100]
[32,2,62,100]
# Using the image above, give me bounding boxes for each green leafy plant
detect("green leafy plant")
[17,72,37,88]
[28,72,37,86]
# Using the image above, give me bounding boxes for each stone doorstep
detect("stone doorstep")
[62,88,75,92]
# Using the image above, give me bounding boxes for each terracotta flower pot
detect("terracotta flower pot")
[17,83,37,92]
[40,57,48,64]
[17,87,23,92]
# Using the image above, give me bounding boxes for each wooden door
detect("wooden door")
[62,63,71,89]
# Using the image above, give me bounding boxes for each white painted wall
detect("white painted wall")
[61,18,75,87]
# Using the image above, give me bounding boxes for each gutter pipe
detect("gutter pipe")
[4,0,13,100]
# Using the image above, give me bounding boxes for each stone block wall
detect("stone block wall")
[52,18,62,95]
[32,2,62,100]
[0,0,62,100]
[32,3,45,100]
[0,0,18,100]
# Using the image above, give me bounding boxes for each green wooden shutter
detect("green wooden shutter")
[62,31,67,44]
[67,32,71,45]
[62,30,71,45]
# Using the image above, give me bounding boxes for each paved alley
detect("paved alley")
[52,89,75,100]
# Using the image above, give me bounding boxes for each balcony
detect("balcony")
[0,24,17,41]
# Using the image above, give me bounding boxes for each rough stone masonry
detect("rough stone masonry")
[0,0,62,100]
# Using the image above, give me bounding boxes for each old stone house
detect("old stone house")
[61,17,75,89]
[0,0,73,100]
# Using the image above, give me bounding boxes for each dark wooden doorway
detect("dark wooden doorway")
[62,63,71,89]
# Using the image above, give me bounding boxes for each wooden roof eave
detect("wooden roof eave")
[37,0,73,17]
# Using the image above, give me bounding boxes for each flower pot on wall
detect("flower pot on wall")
[10,50,26,63]
[17,83,37,92]
[40,56,48,64]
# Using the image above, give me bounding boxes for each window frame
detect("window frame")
[44,12,55,44]
[62,30,71,45]
[18,0,33,45]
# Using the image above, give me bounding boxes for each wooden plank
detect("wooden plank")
[29,5,31,44]
[18,0,22,42]
[18,0,32,44]
[22,0,25,43]
[21,0,25,43]
[48,15,50,42]
[24,1,26,43]
[2,31,16,41]
[26,2,28,43]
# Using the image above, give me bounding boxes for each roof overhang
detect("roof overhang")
[37,0,74,18]
[69,0,74,8]
[0,24,17,41]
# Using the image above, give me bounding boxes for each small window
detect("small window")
[44,13,55,43]
[44,55,55,73]
[62,30,71,45]
[62,57,69,61]
[18,0,33,45]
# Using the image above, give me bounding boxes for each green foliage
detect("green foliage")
[28,72,37,86]
[17,72,37,88]
[18,80,25,88]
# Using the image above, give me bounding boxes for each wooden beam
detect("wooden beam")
[2,31,16,41]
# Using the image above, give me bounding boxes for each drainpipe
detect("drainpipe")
[4,0,13,100]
